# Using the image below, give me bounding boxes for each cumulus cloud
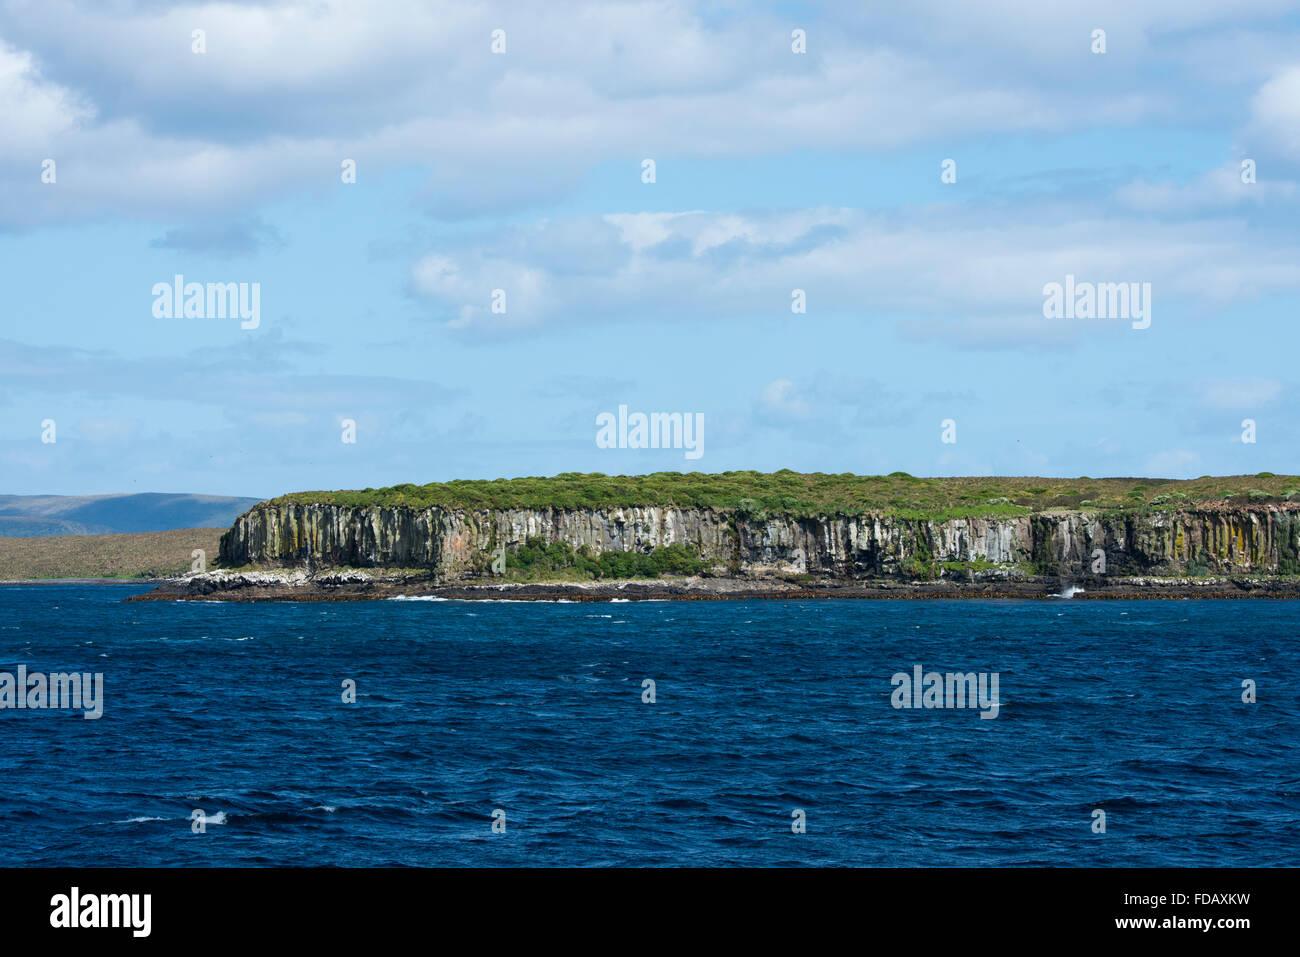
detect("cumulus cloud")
[1117,160,1296,212]
[0,38,93,156]
[1250,64,1300,158]
[408,204,1300,341]
[758,378,812,420]
[2,0,1294,226]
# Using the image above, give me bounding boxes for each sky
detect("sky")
[2,0,1299,498]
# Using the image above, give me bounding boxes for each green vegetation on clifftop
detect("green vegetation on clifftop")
[261,471,1300,520]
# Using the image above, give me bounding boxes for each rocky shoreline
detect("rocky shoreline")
[125,568,1300,602]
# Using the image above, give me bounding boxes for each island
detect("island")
[129,470,1300,601]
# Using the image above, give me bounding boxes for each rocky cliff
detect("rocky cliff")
[219,502,1300,582]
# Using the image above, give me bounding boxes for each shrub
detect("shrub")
[503,538,706,580]
[266,471,1300,520]
[900,555,936,581]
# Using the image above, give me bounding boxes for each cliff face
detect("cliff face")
[219,503,1300,580]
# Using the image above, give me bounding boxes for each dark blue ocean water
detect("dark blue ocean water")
[0,585,1296,866]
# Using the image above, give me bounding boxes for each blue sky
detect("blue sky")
[2,0,1299,498]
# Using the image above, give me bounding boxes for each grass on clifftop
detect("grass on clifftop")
[263,471,1300,519]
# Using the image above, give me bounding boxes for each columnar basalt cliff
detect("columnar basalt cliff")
[219,502,1300,582]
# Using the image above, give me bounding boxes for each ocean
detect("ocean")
[1,584,1296,867]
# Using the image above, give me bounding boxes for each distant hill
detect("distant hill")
[0,527,225,580]
[0,493,263,537]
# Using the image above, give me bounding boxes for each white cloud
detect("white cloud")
[1198,377,1284,410]
[411,205,1300,340]
[758,378,812,420]
[0,39,93,155]
[4,0,1287,225]
[413,252,553,330]
[1251,64,1300,157]
[1117,160,1296,212]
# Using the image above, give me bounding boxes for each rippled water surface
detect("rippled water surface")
[1,585,1296,866]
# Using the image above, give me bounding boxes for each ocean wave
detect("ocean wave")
[111,810,226,825]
